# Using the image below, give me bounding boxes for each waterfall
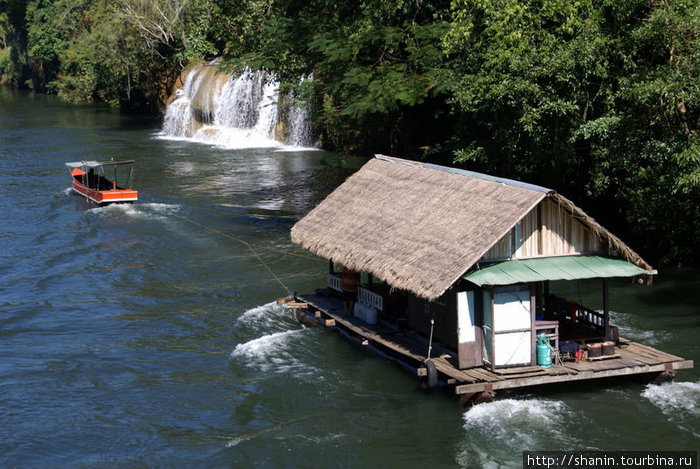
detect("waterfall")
[160,64,316,149]
[285,76,314,147]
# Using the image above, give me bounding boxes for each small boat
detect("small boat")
[66,160,138,205]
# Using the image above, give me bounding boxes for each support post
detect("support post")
[530,284,537,365]
[537,204,543,256]
[603,279,610,340]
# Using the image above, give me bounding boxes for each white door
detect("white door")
[492,286,532,367]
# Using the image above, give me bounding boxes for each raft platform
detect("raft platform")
[283,291,693,403]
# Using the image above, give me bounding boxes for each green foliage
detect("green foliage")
[592,1,699,264]
[0,0,228,105]
[0,45,11,78]
[57,2,132,103]
[0,9,9,48]
[445,0,608,183]
[217,0,452,152]
[445,0,700,264]
[0,0,697,264]
[23,0,92,91]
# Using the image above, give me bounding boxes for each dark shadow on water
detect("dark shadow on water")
[635,268,700,308]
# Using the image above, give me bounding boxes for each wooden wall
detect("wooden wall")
[408,293,458,350]
[483,198,601,261]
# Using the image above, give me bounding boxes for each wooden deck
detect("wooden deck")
[286,291,693,400]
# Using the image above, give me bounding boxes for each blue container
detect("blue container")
[536,336,552,368]
[559,340,579,355]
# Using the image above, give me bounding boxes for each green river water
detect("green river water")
[0,88,697,468]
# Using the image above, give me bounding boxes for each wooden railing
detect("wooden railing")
[358,287,383,311]
[577,307,605,329]
[328,273,342,292]
[327,273,383,311]
[547,295,605,331]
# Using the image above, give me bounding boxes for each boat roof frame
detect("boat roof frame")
[65,160,135,169]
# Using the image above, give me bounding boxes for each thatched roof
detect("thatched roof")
[291,155,651,300]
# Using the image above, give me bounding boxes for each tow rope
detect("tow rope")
[170,212,320,294]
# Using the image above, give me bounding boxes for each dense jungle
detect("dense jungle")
[1,0,698,266]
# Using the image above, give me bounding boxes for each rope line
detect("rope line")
[243,242,322,262]
[427,318,435,360]
[191,204,323,262]
[171,212,296,294]
[189,220,322,261]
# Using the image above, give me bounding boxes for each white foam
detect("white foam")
[236,302,291,330]
[274,146,322,153]
[231,329,312,375]
[225,435,252,448]
[460,398,576,464]
[87,202,181,221]
[191,125,282,149]
[607,310,672,346]
[642,381,700,418]
[159,67,316,149]
[232,329,299,359]
[465,398,568,431]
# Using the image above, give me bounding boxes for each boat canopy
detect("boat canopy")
[463,255,656,287]
[65,160,135,169]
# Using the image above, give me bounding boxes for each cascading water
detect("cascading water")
[285,78,314,147]
[160,64,316,149]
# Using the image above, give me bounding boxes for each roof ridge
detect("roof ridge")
[373,154,552,194]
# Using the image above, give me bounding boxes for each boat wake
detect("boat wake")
[458,398,580,467]
[86,202,181,221]
[642,381,700,436]
[608,310,673,346]
[231,329,312,375]
[231,302,315,376]
[236,301,294,331]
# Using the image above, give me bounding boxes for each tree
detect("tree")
[1,0,697,263]
[56,1,140,104]
[607,0,700,263]
[119,0,217,64]
[24,0,92,91]
[444,0,699,264]
[221,0,453,153]
[444,0,611,192]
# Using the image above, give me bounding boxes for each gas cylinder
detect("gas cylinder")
[536,335,552,368]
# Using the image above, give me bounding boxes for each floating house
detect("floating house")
[284,155,692,402]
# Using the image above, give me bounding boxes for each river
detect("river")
[1,88,698,468]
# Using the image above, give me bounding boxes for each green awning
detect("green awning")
[463,256,654,286]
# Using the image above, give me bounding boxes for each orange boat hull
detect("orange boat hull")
[70,168,138,204]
